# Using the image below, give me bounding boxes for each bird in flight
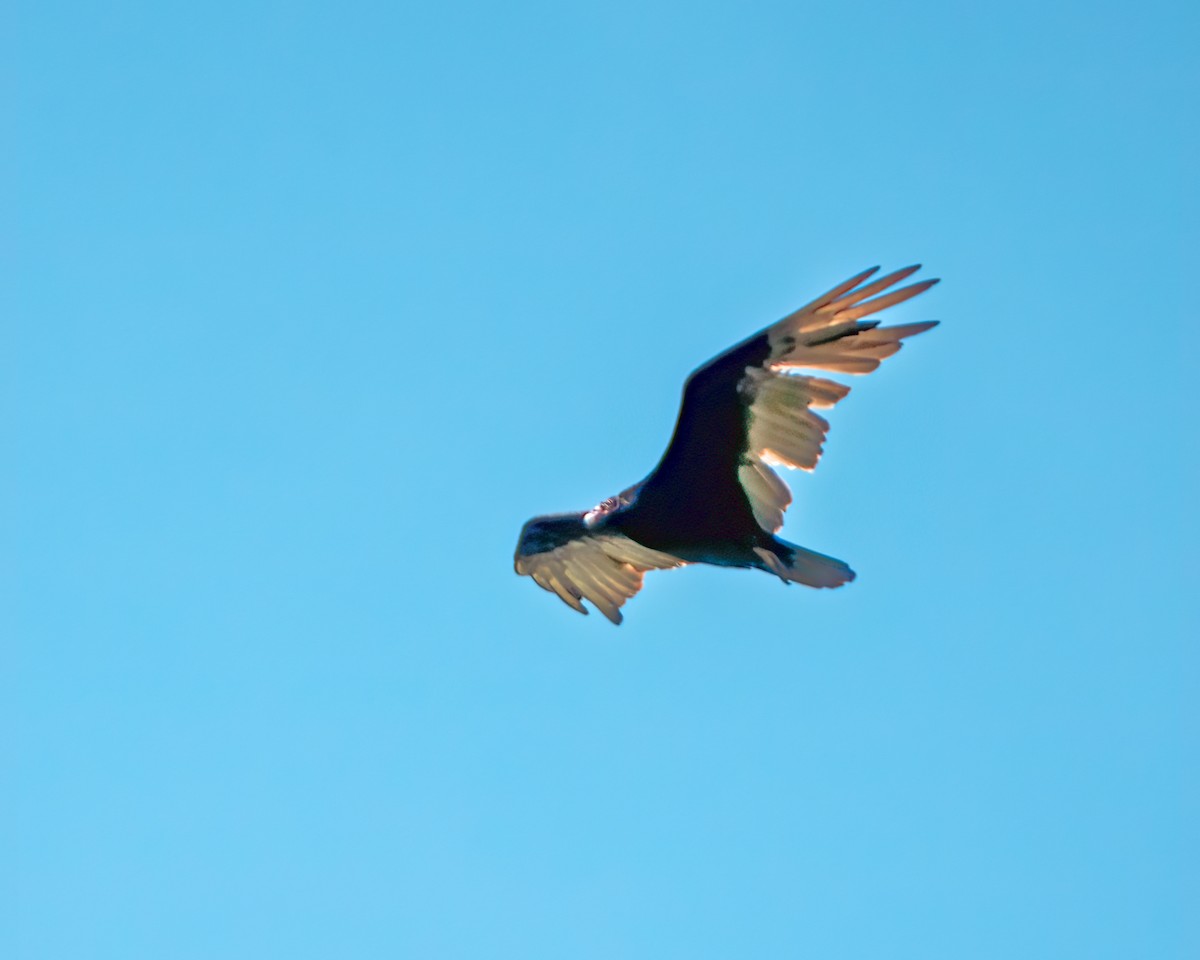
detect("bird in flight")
[514,265,939,624]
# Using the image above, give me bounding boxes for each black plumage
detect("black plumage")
[515,266,939,624]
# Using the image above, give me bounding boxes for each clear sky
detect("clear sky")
[8,1,1196,957]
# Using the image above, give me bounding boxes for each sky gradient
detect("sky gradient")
[9,1,1196,957]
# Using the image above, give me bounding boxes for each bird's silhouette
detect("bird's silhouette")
[515,266,939,623]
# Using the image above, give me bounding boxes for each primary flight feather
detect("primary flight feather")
[514,265,939,624]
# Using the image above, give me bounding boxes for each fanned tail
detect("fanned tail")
[753,540,856,589]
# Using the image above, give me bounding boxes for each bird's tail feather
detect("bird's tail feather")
[753,541,856,589]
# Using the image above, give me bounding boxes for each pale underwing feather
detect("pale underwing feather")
[782,265,880,319]
[833,279,939,323]
[517,532,684,624]
[738,458,792,532]
[832,264,923,309]
[735,266,939,534]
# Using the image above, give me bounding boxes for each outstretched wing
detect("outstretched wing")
[514,513,683,624]
[641,265,938,535]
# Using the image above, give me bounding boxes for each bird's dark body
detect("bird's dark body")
[604,332,783,569]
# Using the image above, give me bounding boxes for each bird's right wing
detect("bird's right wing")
[514,513,683,624]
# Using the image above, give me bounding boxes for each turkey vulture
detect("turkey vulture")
[514,265,939,624]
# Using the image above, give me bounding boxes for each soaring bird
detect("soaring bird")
[514,265,939,624]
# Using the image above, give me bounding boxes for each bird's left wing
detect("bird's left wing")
[642,265,938,535]
[514,513,683,624]
[739,265,939,532]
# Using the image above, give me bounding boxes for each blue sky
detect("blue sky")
[8,1,1196,957]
